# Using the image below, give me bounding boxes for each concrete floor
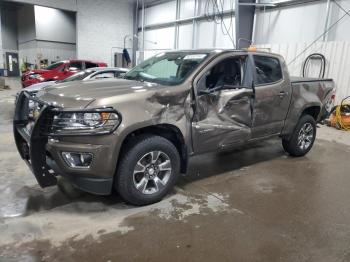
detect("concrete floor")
[1,78,350,262]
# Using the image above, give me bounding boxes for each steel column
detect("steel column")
[235,0,256,49]
[323,0,332,41]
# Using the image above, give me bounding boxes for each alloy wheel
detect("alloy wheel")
[133,151,172,195]
[297,122,314,151]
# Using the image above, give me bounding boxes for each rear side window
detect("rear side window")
[68,61,83,70]
[85,62,98,69]
[90,71,115,79]
[253,55,283,85]
[45,62,64,70]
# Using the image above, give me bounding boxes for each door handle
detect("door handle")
[278,91,288,98]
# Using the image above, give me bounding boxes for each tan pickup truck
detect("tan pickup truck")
[14,50,334,205]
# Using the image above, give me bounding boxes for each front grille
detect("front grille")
[15,92,53,137]
[13,91,58,188]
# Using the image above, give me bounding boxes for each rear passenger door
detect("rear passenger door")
[251,55,292,138]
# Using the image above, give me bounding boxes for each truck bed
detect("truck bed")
[286,76,335,126]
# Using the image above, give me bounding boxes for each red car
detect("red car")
[21,60,107,88]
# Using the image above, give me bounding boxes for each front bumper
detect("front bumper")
[13,92,114,195]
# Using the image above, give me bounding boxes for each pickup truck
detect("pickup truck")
[14,50,334,206]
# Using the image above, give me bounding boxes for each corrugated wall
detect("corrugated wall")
[258,41,350,105]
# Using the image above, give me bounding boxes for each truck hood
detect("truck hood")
[23,81,57,93]
[36,78,160,108]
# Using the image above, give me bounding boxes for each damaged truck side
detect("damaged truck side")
[14,50,334,205]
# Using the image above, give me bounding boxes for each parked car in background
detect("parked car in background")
[15,67,129,103]
[14,50,334,206]
[21,60,108,88]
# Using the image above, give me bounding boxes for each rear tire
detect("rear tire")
[282,115,316,157]
[115,135,180,206]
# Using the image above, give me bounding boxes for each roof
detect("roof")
[86,67,129,72]
[58,59,107,64]
[163,48,282,57]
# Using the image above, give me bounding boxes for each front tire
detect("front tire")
[115,135,180,206]
[282,115,316,157]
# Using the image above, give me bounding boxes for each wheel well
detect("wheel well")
[119,124,188,173]
[302,106,320,120]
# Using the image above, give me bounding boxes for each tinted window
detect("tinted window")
[253,55,282,85]
[68,61,83,70]
[197,56,248,94]
[85,62,98,69]
[90,71,115,79]
[45,62,64,70]
[207,56,247,89]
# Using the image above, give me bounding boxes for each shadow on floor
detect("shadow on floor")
[4,138,285,217]
[181,138,285,184]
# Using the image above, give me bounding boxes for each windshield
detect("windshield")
[45,62,64,70]
[124,52,208,85]
[59,70,95,83]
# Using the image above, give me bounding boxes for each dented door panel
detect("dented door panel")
[192,88,253,153]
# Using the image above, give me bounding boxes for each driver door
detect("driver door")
[192,54,255,154]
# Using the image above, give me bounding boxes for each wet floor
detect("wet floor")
[1,79,350,262]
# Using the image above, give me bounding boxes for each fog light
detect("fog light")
[62,152,93,168]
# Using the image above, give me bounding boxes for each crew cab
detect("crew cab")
[21,60,107,88]
[14,50,334,206]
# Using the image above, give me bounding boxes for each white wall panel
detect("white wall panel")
[215,16,235,48]
[254,2,328,45]
[196,20,215,48]
[76,0,133,65]
[198,0,235,16]
[5,0,77,11]
[180,0,195,19]
[36,41,76,62]
[178,23,193,49]
[327,0,350,41]
[144,27,175,50]
[254,0,350,45]
[18,41,37,65]
[35,6,76,43]
[145,1,176,26]
[258,41,350,104]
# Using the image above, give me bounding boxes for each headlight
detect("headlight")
[50,110,121,135]
[29,74,42,79]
